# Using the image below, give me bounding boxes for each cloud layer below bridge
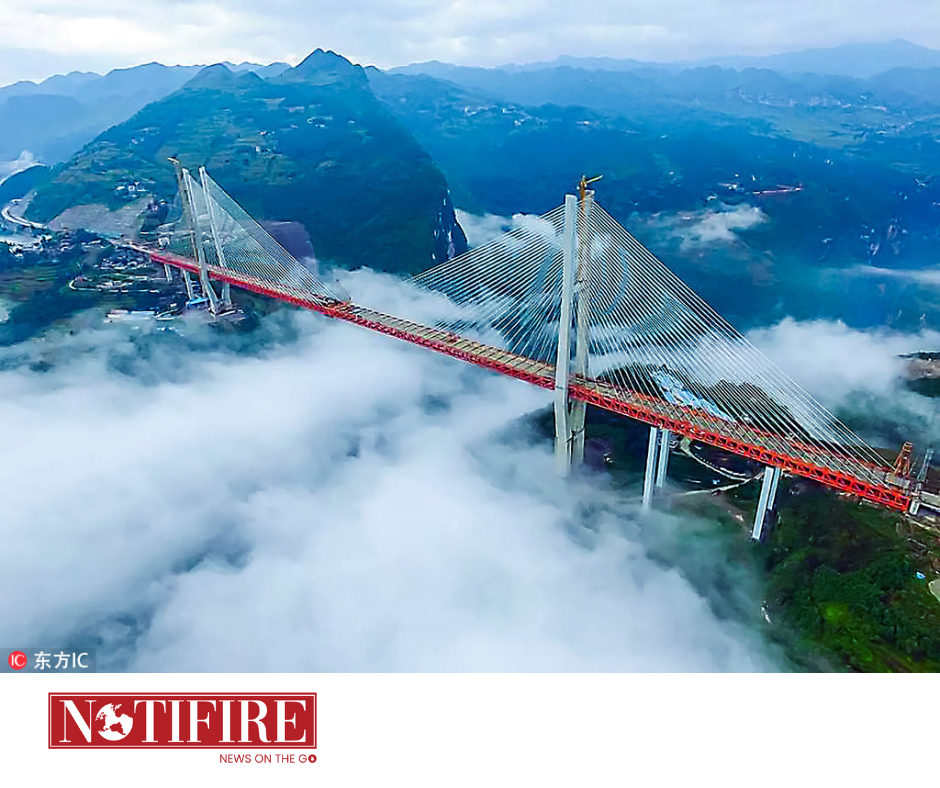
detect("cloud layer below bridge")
[0,271,777,672]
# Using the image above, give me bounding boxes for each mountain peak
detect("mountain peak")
[282,49,366,87]
[184,63,239,90]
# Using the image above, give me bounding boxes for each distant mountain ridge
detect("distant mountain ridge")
[396,39,940,80]
[0,61,290,164]
[692,39,940,78]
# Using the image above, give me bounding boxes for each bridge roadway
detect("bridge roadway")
[145,246,912,513]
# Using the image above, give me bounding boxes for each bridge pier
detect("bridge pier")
[642,426,672,509]
[750,466,781,541]
[171,158,220,314]
[655,429,671,489]
[642,427,661,509]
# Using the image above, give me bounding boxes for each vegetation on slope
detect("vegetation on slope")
[763,484,940,671]
[574,405,940,672]
[27,50,466,275]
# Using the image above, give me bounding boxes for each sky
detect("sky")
[2,0,940,85]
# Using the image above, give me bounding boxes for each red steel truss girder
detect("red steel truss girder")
[567,384,910,511]
[149,251,911,513]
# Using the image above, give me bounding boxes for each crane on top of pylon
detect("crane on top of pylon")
[578,174,602,203]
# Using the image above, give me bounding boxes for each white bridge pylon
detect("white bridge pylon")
[165,159,345,311]
[554,188,596,476]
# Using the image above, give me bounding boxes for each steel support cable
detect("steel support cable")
[587,215,798,454]
[202,204,301,289]
[199,184,293,278]
[589,269,782,455]
[573,210,677,404]
[484,257,561,355]
[585,239,659,401]
[416,256,549,342]
[201,174,344,299]
[588,209,852,470]
[415,206,573,383]
[587,253,676,405]
[508,267,565,362]
[599,244,808,463]
[576,212,696,408]
[424,249,561,340]
[415,208,566,307]
[589,255,795,462]
[591,206,886,479]
[415,224,565,358]
[604,243,860,478]
[592,207,813,440]
[426,259,560,358]
[592,206,876,464]
[415,208,566,315]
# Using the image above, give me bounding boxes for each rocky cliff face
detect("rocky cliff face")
[433,191,468,264]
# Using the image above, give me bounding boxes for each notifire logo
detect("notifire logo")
[48,693,316,749]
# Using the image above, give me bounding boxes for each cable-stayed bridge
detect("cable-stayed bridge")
[134,164,924,539]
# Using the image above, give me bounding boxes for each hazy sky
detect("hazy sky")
[1,0,940,85]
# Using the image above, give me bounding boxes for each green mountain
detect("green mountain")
[26,51,467,274]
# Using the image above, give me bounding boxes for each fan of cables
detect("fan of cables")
[414,199,890,483]
[167,168,347,301]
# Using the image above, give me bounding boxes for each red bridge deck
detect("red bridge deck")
[147,248,912,513]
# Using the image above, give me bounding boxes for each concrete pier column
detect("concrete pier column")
[643,427,661,510]
[751,466,780,541]
[654,429,671,488]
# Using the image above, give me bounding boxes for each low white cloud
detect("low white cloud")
[747,317,940,449]
[0,151,37,183]
[649,204,767,249]
[0,271,774,672]
[848,265,940,288]
[455,210,514,248]
[748,317,940,399]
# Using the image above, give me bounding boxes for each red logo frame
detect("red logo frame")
[48,693,316,749]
